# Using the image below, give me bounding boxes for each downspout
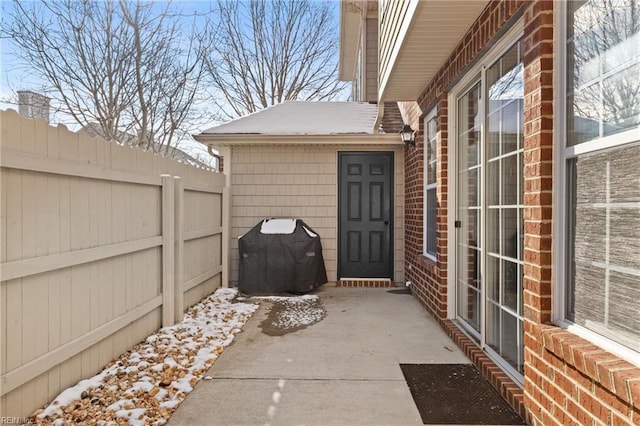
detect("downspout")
[207,145,222,172]
[218,146,232,288]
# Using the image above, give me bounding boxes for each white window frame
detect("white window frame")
[553,0,640,366]
[447,19,526,386]
[423,107,438,260]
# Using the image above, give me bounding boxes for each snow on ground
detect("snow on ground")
[243,294,319,303]
[240,295,325,331]
[29,288,258,426]
[268,298,325,329]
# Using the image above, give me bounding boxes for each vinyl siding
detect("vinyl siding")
[229,145,405,285]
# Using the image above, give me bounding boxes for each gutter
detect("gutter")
[193,132,402,147]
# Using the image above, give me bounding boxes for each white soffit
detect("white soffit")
[380,0,490,101]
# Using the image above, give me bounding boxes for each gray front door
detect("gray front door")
[338,152,393,279]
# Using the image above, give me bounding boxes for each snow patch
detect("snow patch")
[249,294,319,302]
[271,299,325,329]
[33,288,258,425]
[260,218,296,234]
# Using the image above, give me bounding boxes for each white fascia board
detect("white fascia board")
[378,0,421,102]
[193,133,402,148]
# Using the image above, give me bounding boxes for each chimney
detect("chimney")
[17,90,51,123]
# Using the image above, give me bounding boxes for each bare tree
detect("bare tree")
[570,0,640,138]
[2,0,209,153]
[204,0,347,119]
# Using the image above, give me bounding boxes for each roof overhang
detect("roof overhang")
[379,0,490,102]
[194,133,402,148]
[338,1,365,81]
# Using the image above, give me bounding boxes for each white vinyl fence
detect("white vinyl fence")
[0,110,228,418]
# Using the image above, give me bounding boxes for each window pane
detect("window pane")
[426,188,437,256]
[467,208,479,249]
[428,116,437,140]
[486,301,501,353]
[502,208,518,260]
[424,111,438,257]
[427,142,437,185]
[467,168,479,207]
[501,311,522,373]
[567,0,640,146]
[502,153,518,206]
[502,260,519,312]
[487,112,501,159]
[487,159,500,206]
[568,144,640,351]
[602,63,640,137]
[487,255,501,303]
[487,208,499,253]
[459,85,482,167]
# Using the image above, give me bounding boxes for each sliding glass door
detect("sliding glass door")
[455,38,524,379]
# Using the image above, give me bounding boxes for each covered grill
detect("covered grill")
[238,218,328,294]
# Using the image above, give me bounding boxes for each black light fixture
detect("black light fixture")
[400,124,416,147]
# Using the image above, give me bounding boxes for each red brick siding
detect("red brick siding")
[380,101,404,134]
[405,96,449,320]
[405,0,640,423]
[336,279,394,288]
[525,324,640,425]
[522,0,554,327]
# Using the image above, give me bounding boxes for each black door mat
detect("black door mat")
[387,287,411,295]
[400,364,526,425]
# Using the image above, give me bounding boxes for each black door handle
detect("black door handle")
[384,220,389,225]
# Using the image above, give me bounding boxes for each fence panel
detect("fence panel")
[0,110,226,418]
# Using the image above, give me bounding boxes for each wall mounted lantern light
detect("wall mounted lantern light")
[400,124,416,147]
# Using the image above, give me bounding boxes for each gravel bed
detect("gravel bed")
[28,288,258,426]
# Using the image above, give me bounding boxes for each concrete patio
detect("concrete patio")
[168,286,473,425]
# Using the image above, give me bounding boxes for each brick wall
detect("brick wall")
[526,325,640,425]
[403,0,640,424]
[403,95,449,321]
[380,101,404,134]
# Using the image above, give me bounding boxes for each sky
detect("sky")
[0,1,219,113]
[0,0,346,161]
[0,1,221,163]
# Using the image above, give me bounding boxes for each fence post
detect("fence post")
[161,174,175,327]
[173,176,184,322]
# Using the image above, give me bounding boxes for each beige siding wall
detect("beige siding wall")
[379,0,413,93]
[0,110,225,418]
[229,145,404,285]
[365,16,379,102]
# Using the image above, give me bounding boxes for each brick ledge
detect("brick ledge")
[442,320,527,420]
[336,278,394,288]
[537,324,640,405]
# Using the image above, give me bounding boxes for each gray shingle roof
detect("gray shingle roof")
[200,101,379,135]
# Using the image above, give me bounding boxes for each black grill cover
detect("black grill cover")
[238,219,328,294]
